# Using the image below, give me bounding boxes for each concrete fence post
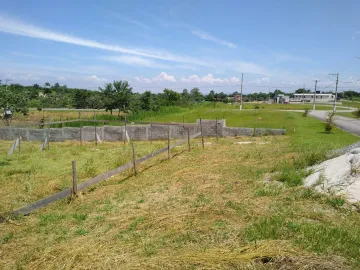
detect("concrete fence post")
[72,160,77,196]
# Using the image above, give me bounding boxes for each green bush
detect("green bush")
[352,108,360,118]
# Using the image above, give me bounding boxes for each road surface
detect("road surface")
[310,110,360,136]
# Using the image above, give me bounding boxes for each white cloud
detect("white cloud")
[135,72,177,83]
[84,75,107,82]
[192,30,237,49]
[0,15,211,67]
[153,72,176,82]
[102,55,170,69]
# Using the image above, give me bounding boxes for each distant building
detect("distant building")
[233,95,241,103]
[290,93,335,103]
[275,94,290,104]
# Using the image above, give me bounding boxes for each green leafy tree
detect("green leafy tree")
[86,94,104,110]
[190,87,203,103]
[100,80,133,115]
[0,88,29,115]
[141,91,159,111]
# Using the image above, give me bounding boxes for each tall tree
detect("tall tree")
[190,87,203,102]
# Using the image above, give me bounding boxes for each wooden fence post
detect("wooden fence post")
[200,118,204,149]
[167,126,170,160]
[216,117,218,143]
[131,142,137,176]
[95,126,97,146]
[124,121,127,145]
[80,127,82,146]
[72,160,77,196]
[18,130,21,153]
[187,128,190,152]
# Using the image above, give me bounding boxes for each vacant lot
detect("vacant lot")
[1,111,359,269]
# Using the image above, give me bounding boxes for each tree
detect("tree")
[190,87,203,103]
[99,83,116,114]
[181,89,190,105]
[141,91,159,111]
[86,94,104,110]
[100,80,133,115]
[113,80,133,114]
[53,82,60,89]
[0,88,29,115]
[295,88,311,94]
[160,89,181,106]
[44,82,52,94]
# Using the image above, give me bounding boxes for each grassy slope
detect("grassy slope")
[337,111,360,119]
[0,111,360,269]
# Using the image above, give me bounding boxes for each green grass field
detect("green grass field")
[1,109,360,269]
[337,111,360,119]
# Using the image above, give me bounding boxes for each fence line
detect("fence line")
[11,131,201,216]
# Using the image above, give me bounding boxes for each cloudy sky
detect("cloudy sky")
[0,0,360,93]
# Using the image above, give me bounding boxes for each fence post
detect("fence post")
[200,118,204,149]
[216,117,218,143]
[72,160,77,196]
[167,126,170,160]
[18,130,21,153]
[124,121,127,145]
[95,126,97,146]
[187,128,190,152]
[131,142,137,176]
[80,127,82,146]
[78,111,80,119]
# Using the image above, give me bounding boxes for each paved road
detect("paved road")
[310,110,360,136]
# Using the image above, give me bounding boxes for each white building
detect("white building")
[290,93,335,103]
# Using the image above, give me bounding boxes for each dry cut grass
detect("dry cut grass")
[0,136,359,269]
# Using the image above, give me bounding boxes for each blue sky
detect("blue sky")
[0,0,360,93]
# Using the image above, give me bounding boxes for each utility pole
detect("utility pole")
[329,73,339,113]
[312,80,318,111]
[239,73,244,110]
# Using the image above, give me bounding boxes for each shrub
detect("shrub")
[253,104,260,109]
[352,108,360,118]
[303,109,310,117]
[324,112,336,134]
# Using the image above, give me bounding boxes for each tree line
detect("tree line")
[0,79,357,116]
